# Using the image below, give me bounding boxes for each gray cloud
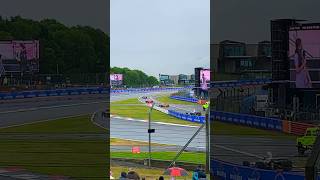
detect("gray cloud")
[0,0,109,33]
[211,0,320,43]
[111,0,209,77]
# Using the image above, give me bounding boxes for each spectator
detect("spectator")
[127,171,140,180]
[159,176,164,180]
[110,171,115,179]
[198,166,207,179]
[119,172,127,180]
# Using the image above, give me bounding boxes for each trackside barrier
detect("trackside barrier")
[211,111,283,132]
[110,87,190,94]
[170,96,198,103]
[0,87,190,100]
[211,159,305,180]
[289,121,316,136]
[168,110,205,124]
[0,87,109,100]
[211,79,272,88]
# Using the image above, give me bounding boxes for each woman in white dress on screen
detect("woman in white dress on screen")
[294,38,312,88]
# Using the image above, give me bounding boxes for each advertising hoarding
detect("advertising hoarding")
[110,74,123,86]
[200,69,210,90]
[0,40,39,60]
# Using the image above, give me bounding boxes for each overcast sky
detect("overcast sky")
[110,0,210,78]
[212,0,320,44]
[0,0,109,33]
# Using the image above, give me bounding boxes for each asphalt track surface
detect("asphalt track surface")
[110,93,307,170]
[0,90,306,178]
[0,91,177,179]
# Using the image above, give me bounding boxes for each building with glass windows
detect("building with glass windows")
[211,40,271,79]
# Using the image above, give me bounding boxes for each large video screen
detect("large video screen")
[200,69,210,90]
[159,74,169,81]
[0,41,39,60]
[110,74,123,86]
[289,26,320,88]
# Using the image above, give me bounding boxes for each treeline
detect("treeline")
[111,67,159,88]
[0,16,109,74]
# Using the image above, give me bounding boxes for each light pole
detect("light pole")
[148,103,155,167]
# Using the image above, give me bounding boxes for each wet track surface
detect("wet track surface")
[0,90,307,179]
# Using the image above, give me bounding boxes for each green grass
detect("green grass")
[156,95,196,105]
[112,98,143,105]
[0,116,108,180]
[213,121,296,139]
[111,98,199,126]
[111,151,205,165]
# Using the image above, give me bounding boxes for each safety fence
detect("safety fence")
[211,111,283,132]
[0,87,109,100]
[169,95,315,135]
[211,111,317,136]
[211,79,272,88]
[111,87,187,94]
[0,87,189,100]
[170,95,199,103]
[283,120,316,136]
[168,110,205,124]
[211,159,305,180]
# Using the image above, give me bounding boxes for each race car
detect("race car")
[243,158,292,171]
[145,99,153,104]
[186,112,202,116]
[158,104,169,108]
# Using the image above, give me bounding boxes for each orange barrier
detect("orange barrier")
[282,120,291,134]
[197,100,207,105]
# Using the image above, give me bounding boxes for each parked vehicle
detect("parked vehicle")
[296,127,320,155]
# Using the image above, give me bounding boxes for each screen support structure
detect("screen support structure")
[305,134,320,180]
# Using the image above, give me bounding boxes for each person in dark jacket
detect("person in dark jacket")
[119,171,127,180]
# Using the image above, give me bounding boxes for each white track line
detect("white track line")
[0,114,89,129]
[213,144,264,160]
[110,115,199,128]
[91,111,108,130]
[0,101,108,114]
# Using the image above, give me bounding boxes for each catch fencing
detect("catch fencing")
[211,79,272,88]
[0,87,190,100]
[170,96,199,103]
[211,159,305,180]
[168,110,205,124]
[0,87,109,100]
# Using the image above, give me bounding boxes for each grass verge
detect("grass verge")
[111,152,205,165]
[213,121,296,139]
[156,95,196,105]
[111,98,199,126]
[111,138,165,146]
[0,115,107,180]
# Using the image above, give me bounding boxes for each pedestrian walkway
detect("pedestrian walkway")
[0,167,71,180]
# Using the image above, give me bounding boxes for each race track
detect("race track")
[0,90,306,174]
[110,93,307,170]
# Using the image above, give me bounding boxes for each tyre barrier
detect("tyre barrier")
[170,96,199,103]
[211,159,305,180]
[168,110,205,124]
